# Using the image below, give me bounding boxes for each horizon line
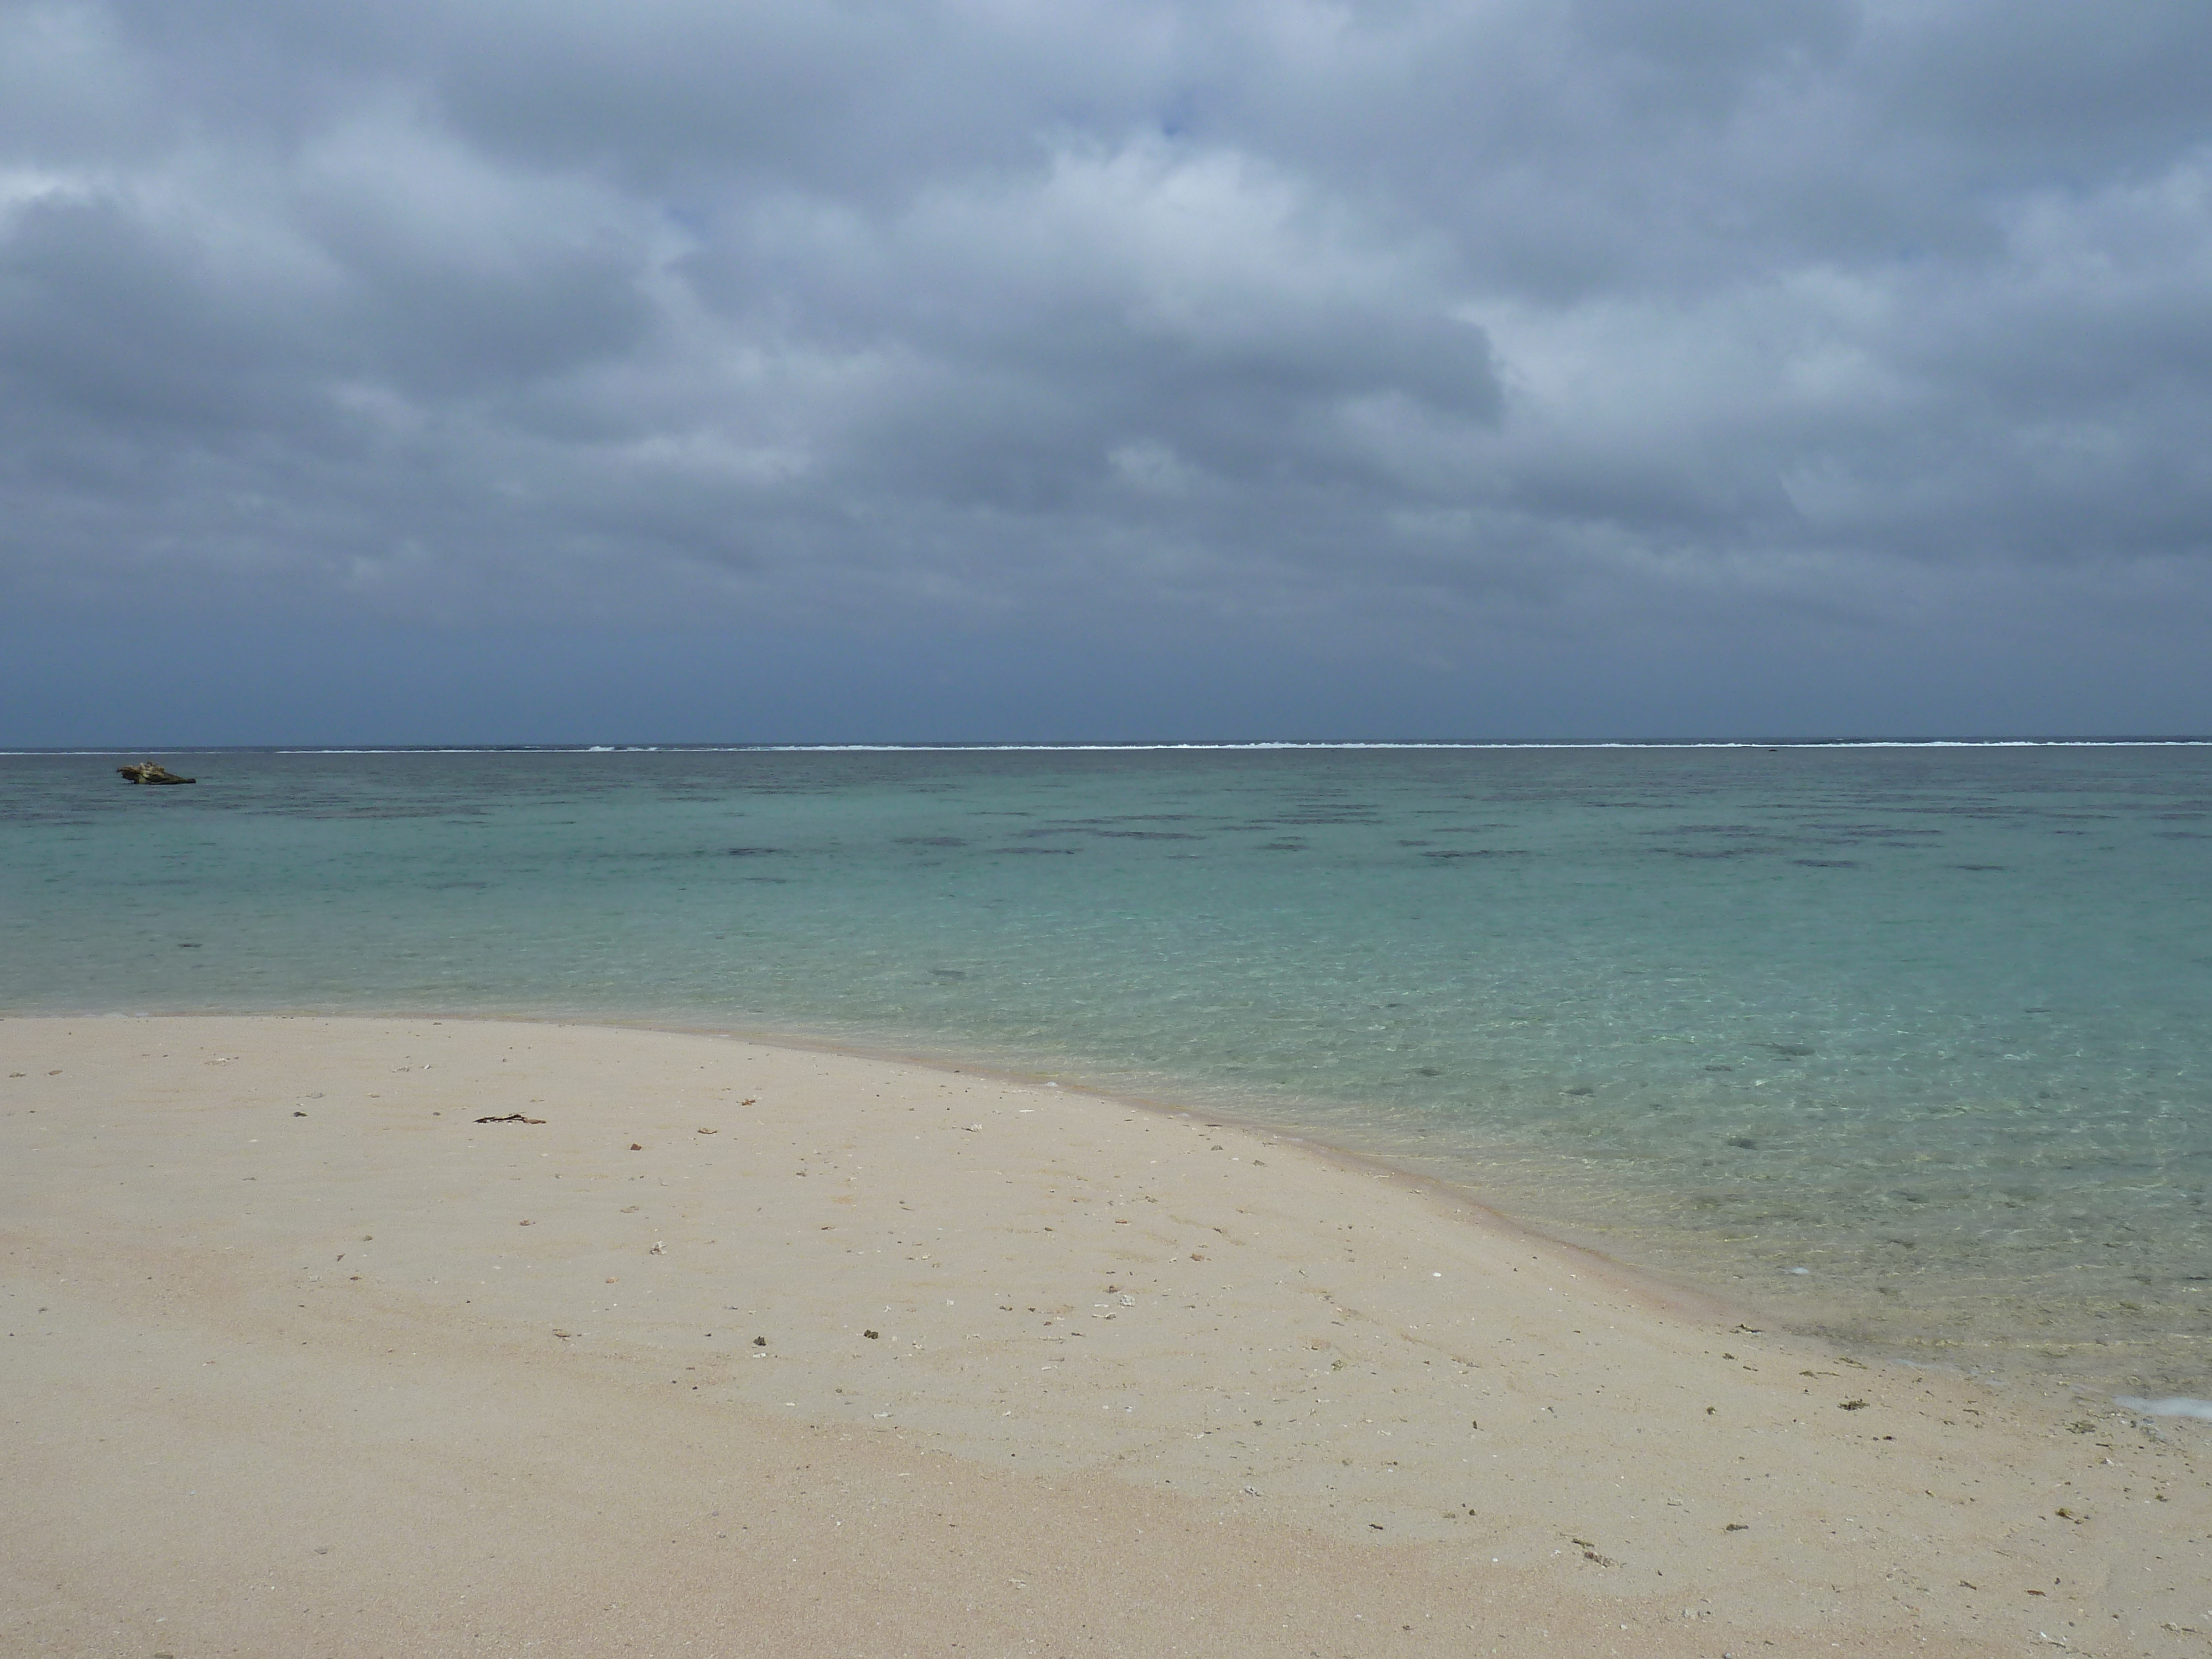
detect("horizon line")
[9,736,2212,756]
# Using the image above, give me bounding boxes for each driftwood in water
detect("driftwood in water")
[117,761,196,785]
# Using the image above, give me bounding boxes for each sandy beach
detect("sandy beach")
[3,1015,2205,1657]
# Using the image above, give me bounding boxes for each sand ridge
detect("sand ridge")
[3,1015,2207,1657]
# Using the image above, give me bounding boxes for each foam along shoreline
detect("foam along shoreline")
[4,1016,2205,1657]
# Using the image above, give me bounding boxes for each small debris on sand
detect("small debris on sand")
[475,1113,545,1125]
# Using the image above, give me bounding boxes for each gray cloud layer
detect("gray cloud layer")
[5,1,2211,736]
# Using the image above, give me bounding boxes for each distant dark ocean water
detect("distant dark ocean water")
[5,742,2209,1392]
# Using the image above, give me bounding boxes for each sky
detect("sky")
[4,0,2212,745]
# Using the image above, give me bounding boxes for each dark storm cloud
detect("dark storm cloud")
[4,0,2211,712]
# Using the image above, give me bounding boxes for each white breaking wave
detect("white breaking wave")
[7,738,2212,756]
[2115,1396,2212,1420]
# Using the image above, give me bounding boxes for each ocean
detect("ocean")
[4,742,2208,1391]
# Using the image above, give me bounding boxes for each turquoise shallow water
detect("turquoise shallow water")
[4,744,2209,1387]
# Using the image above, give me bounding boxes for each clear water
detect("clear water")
[5,744,2209,1389]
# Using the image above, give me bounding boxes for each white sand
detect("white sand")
[4,1015,2206,1657]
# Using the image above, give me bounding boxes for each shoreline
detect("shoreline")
[4,1002,1830,1340]
[18,1001,2173,1390]
[6,1013,2207,1657]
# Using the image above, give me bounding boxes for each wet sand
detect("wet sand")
[4,1015,2206,1657]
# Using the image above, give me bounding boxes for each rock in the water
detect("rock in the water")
[117,761,196,785]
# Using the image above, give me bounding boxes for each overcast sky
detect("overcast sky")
[4,0,2211,743]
